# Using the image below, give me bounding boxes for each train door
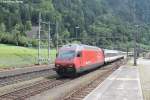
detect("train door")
[77,51,82,66]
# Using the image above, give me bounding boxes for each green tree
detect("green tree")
[0,23,6,32]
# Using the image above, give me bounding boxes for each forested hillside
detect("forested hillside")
[0,0,150,50]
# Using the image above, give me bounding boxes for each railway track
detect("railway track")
[0,59,125,100]
[63,60,123,100]
[0,77,71,100]
[0,69,55,87]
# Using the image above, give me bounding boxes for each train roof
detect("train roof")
[104,49,119,53]
[60,44,101,51]
[104,49,124,54]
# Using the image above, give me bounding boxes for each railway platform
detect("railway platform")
[83,65,143,100]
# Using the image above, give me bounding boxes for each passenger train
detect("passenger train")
[54,44,124,76]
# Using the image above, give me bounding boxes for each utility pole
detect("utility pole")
[37,12,51,65]
[38,12,41,65]
[48,21,51,66]
[56,21,59,51]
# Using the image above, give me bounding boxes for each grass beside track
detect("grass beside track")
[0,44,56,68]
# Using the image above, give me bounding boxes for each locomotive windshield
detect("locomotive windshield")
[58,50,75,59]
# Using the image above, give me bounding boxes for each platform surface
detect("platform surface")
[83,65,143,100]
[138,58,150,100]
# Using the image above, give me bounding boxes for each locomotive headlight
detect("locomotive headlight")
[56,64,60,67]
[69,64,73,67]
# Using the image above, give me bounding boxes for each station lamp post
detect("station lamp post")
[133,24,139,66]
[75,26,80,39]
[133,32,137,66]
[132,0,138,66]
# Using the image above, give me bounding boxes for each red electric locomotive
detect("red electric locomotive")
[54,44,105,76]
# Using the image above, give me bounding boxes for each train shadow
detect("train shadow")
[47,58,124,80]
[58,65,106,79]
[65,58,124,79]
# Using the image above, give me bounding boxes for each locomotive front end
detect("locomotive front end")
[55,50,77,76]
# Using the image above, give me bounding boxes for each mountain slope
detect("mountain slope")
[0,0,150,49]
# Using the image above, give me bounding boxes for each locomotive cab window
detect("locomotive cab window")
[58,51,75,59]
